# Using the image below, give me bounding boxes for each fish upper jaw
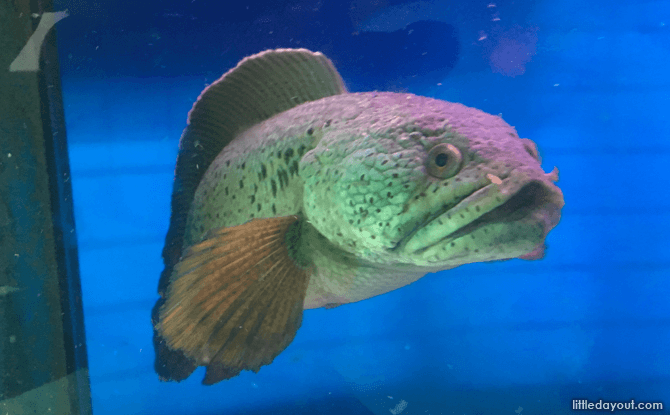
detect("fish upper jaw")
[394,168,564,267]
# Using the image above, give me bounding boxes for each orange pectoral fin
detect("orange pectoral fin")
[155,216,310,385]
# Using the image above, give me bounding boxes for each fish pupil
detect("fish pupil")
[435,153,449,167]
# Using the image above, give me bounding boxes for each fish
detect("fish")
[151,48,564,385]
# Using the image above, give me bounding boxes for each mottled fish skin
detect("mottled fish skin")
[185,91,563,309]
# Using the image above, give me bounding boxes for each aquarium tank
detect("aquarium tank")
[1,0,669,414]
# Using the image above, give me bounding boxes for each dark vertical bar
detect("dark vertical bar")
[36,0,92,412]
[0,0,92,413]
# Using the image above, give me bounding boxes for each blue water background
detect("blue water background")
[54,0,670,413]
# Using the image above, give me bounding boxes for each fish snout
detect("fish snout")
[514,170,564,260]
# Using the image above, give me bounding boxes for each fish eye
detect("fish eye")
[435,153,449,167]
[427,143,462,179]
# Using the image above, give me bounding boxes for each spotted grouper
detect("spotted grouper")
[152,48,564,385]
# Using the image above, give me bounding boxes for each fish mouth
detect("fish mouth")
[437,181,558,244]
[398,172,564,260]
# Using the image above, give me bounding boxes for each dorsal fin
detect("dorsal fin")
[159,48,347,296]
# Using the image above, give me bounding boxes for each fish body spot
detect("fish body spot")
[290,160,299,176]
[284,148,294,164]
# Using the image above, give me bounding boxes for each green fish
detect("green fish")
[152,48,564,385]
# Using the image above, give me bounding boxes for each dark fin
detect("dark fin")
[159,49,347,297]
[156,216,311,385]
[152,298,197,382]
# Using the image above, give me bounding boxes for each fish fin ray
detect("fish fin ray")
[155,216,310,384]
[151,298,197,382]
